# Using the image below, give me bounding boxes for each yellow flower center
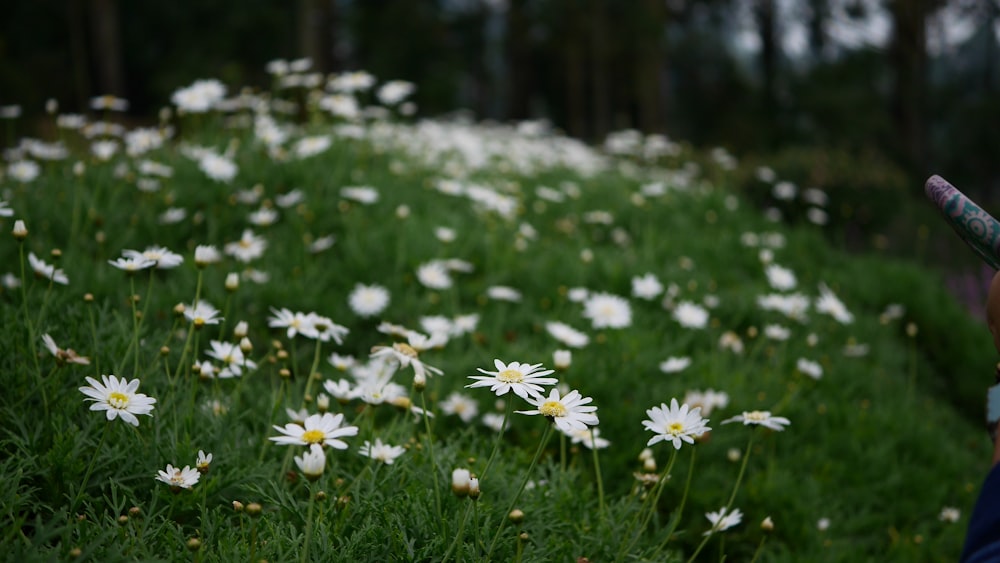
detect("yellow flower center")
[539,400,567,418]
[301,429,326,444]
[170,470,185,485]
[745,411,768,422]
[497,369,523,383]
[108,391,129,409]
[394,343,418,358]
[668,422,685,435]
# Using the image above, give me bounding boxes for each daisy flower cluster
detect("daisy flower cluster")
[0,55,956,562]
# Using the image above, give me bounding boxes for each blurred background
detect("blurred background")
[2,0,999,285]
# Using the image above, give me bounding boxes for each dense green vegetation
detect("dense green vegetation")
[0,69,995,561]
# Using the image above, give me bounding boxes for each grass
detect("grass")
[0,70,994,562]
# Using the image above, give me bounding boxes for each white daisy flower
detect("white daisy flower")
[562,426,610,450]
[108,255,156,273]
[341,185,379,204]
[765,263,797,291]
[28,252,69,285]
[682,389,729,417]
[358,438,406,464]
[416,261,453,290]
[184,301,223,327]
[659,356,691,374]
[348,283,390,318]
[205,340,257,377]
[196,450,213,473]
[155,464,200,490]
[78,375,156,426]
[672,301,708,329]
[545,321,590,348]
[270,412,359,449]
[815,283,853,324]
[486,285,522,302]
[225,229,267,263]
[295,444,326,481]
[642,398,711,450]
[124,246,184,269]
[704,507,743,535]
[268,307,316,339]
[467,359,558,400]
[721,410,791,431]
[796,358,823,379]
[440,392,479,423]
[631,273,664,300]
[582,292,632,329]
[764,324,790,340]
[516,388,599,433]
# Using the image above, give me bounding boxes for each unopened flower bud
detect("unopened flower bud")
[509,509,525,524]
[128,506,141,517]
[245,502,262,517]
[240,337,252,353]
[413,371,426,391]
[12,220,27,240]
[317,393,330,413]
[519,532,529,541]
[761,516,774,532]
[468,477,480,500]
[225,272,239,292]
[553,349,572,370]
[232,501,244,512]
[643,457,657,472]
[117,515,129,525]
[234,321,249,339]
[186,537,201,552]
[451,468,471,497]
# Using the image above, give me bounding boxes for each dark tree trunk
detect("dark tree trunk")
[888,0,930,169]
[89,0,125,96]
[298,0,333,72]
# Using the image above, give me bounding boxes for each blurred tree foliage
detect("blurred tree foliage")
[2,0,1000,207]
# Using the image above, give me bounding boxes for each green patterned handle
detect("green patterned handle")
[925,174,1000,270]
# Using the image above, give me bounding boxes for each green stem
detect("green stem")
[18,243,46,415]
[686,434,754,563]
[590,429,606,518]
[130,276,140,375]
[649,447,697,560]
[300,339,323,409]
[69,422,111,516]
[419,390,443,528]
[300,482,317,563]
[616,449,678,562]
[442,500,473,563]
[486,423,554,558]
[479,399,514,481]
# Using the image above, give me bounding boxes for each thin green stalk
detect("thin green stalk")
[686,434,754,563]
[419,390,443,528]
[128,276,141,375]
[616,449,678,562]
[69,422,111,516]
[442,500,473,563]
[300,339,323,408]
[17,243,43,397]
[479,399,514,481]
[649,447,697,560]
[300,482,317,563]
[590,429,606,518]
[486,423,554,558]
[749,535,768,563]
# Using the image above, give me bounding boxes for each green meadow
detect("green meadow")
[0,69,994,562]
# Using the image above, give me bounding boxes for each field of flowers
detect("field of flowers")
[0,60,993,561]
